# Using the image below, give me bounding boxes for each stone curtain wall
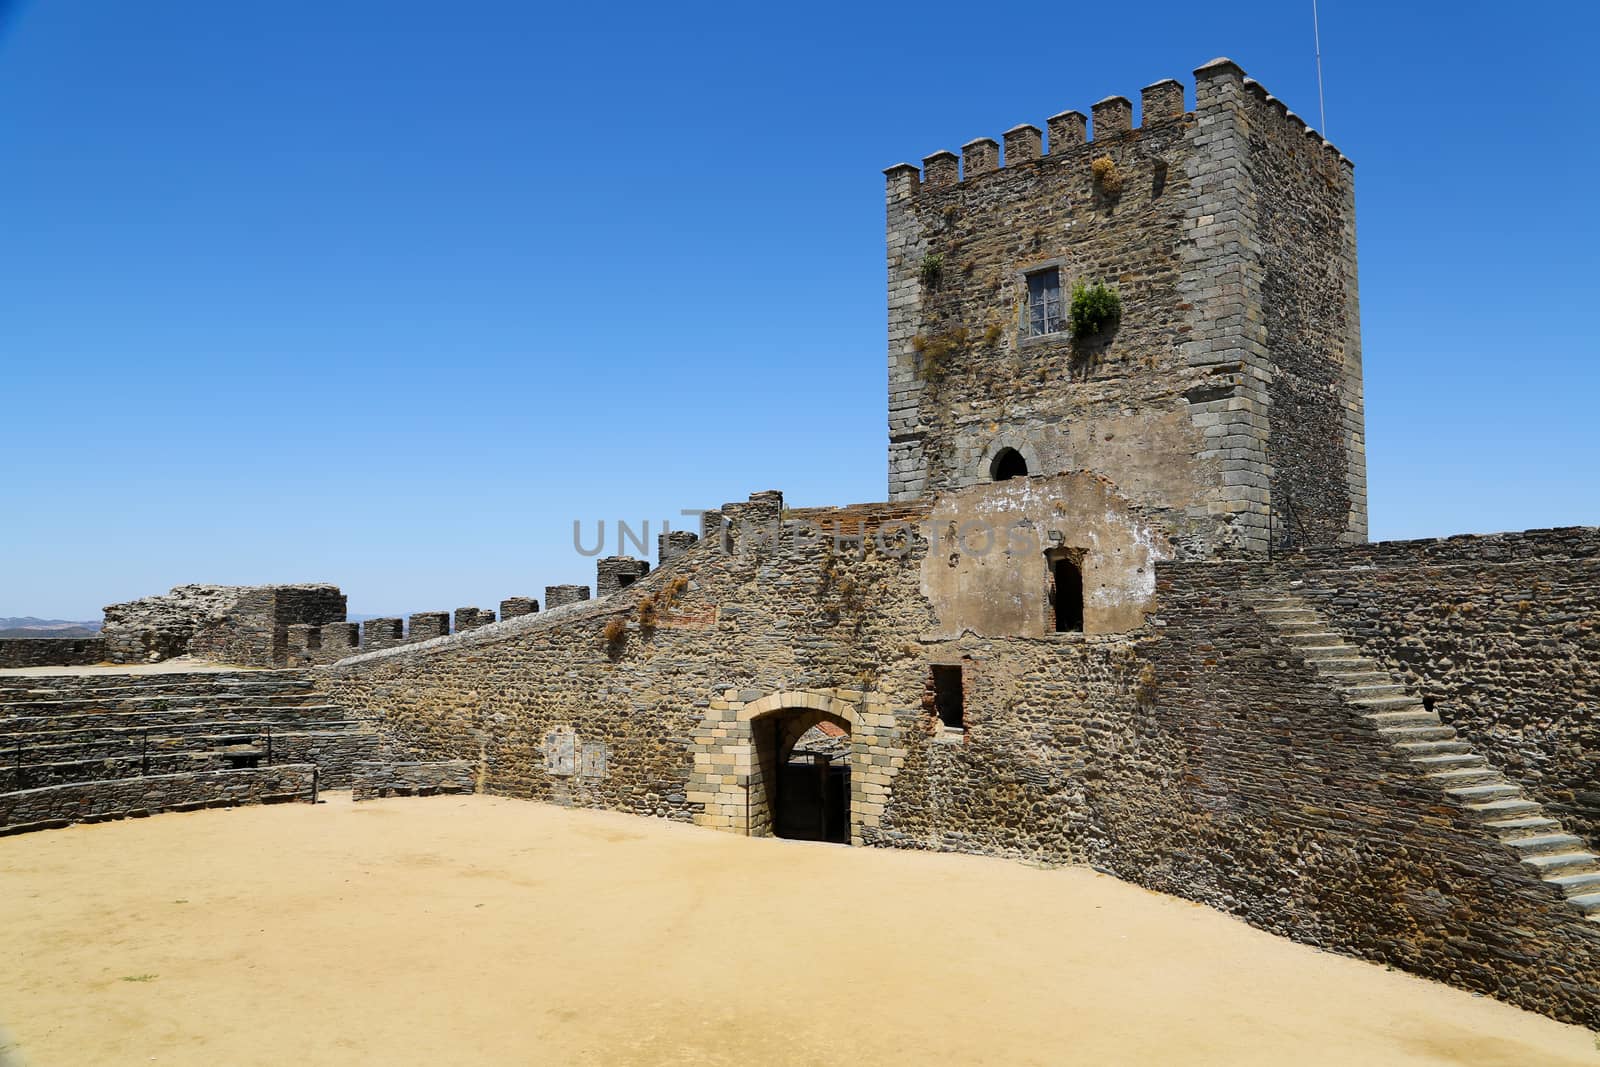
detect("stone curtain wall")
[1277,529,1600,844]
[322,494,941,833]
[0,638,105,669]
[1132,559,1600,1025]
[870,633,1148,861]
[351,760,475,801]
[885,60,1365,555]
[0,764,318,835]
[320,497,1599,1024]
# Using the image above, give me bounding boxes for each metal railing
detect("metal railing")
[1267,493,1312,560]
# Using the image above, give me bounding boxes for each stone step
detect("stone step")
[1353,695,1427,711]
[1395,740,1473,756]
[1344,683,1409,698]
[1505,834,1590,859]
[1565,892,1600,916]
[1273,621,1328,635]
[1463,797,1541,820]
[1300,645,1358,661]
[1424,766,1501,786]
[1521,852,1600,877]
[1312,657,1369,670]
[1446,782,1523,803]
[1369,710,1442,727]
[1378,724,1457,742]
[1549,871,1600,897]
[1483,815,1563,838]
[1284,632,1346,646]
[1410,752,1487,769]
[1322,671,1395,686]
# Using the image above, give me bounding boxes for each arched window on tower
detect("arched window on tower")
[990,447,1028,482]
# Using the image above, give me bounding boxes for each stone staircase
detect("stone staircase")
[0,670,378,798]
[1248,591,1600,924]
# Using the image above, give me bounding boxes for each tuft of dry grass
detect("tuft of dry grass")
[1091,155,1123,198]
[1135,663,1159,708]
[913,326,968,384]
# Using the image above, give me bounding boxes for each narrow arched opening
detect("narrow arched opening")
[990,447,1028,482]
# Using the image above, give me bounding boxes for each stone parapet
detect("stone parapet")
[352,760,475,801]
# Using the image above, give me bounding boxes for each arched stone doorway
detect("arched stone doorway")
[690,688,904,846]
[751,707,852,843]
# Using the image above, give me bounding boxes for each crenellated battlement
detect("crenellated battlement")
[884,58,1348,197]
[1239,74,1350,171]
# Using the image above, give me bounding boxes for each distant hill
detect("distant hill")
[0,617,102,639]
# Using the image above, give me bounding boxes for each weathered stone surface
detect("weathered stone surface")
[0,765,318,834]
[499,597,539,620]
[544,585,590,609]
[351,760,474,801]
[597,556,649,596]
[101,584,345,666]
[0,669,380,789]
[0,638,105,668]
[408,612,450,642]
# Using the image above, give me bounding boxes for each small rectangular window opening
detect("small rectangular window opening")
[931,665,964,730]
[617,573,638,588]
[1026,268,1063,337]
[1053,558,1084,633]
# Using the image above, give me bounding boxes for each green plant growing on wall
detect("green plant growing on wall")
[1068,279,1121,341]
[919,253,945,288]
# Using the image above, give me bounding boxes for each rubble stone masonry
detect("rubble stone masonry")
[320,492,1600,1025]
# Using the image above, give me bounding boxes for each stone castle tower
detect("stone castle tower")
[884,58,1365,557]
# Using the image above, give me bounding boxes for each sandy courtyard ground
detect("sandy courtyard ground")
[1,796,1595,1066]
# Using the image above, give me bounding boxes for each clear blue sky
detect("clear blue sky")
[2,1,1596,620]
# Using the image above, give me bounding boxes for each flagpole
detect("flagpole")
[1313,0,1328,134]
